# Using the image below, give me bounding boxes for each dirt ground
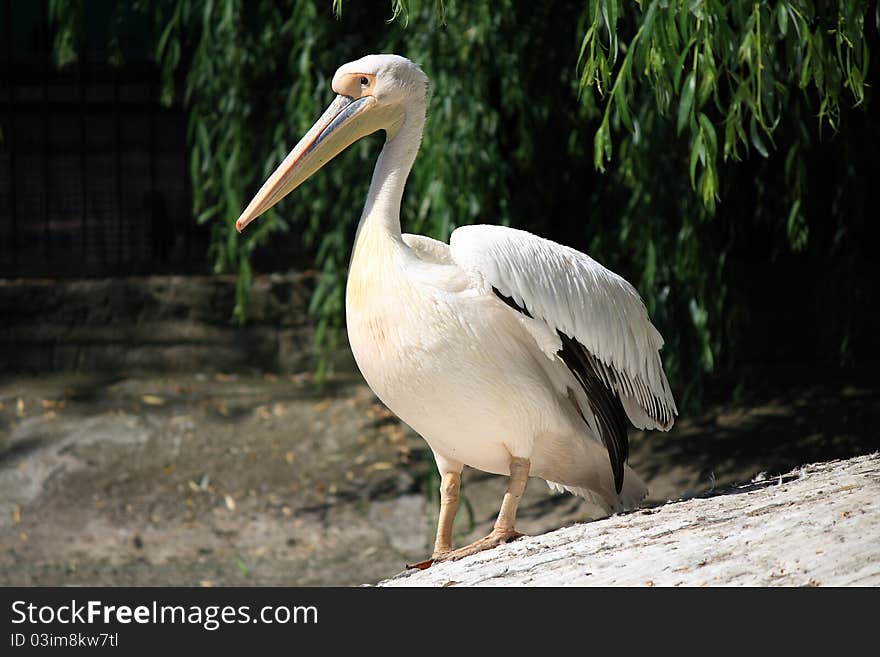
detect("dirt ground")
[0,371,877,586]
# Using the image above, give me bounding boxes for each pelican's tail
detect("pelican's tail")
[617,465,649,510]
[547,464,648,514]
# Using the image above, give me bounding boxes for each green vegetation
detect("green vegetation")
[49,1,878,406]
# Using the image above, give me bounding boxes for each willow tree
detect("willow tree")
[49,1,878,405]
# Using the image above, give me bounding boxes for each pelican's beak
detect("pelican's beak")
[236,94,378,232]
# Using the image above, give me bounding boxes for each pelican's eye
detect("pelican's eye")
[360,77,369,86]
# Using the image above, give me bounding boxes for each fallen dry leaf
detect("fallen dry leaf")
[13,505,21,524]
[141,395,165,406]
[368,403,394,420]
[368,462,394,472]
[224,494,236,511]
[312,399,331,413]
[285,451,296,465]
[290,372,313,385]
[384,424,407,444]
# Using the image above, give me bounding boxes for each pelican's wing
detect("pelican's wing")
[450,225,677,489]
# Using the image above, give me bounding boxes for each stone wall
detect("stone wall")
[0,273,343,373]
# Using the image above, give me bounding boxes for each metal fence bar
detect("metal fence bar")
[4,0,19,267]
[78,27,87,264]
[0,6,231,277]
[149,72,157,266]
[184,108,193,264]
[114,72,122,267]
[41,0,51,260]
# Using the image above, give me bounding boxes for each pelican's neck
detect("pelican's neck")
[356,101,425,242]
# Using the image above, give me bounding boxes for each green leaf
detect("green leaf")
[698,113,717,159]
[776,2,788,37]
[639,0,658,39]
[673,40,695,92]
[698,66,716,107]
[226,220,238,271]
[196,206,221,225]
[690,133,703,188]
[749,116,770,158]
[593,119,612,171]
[577,25,596,79]
[614,82,633,132]
[786,199,808,250]
[677,71,696,134]
[603,120,612,161]
[644,239,657,287]
[700,166,716,208]
[196,122,211,165]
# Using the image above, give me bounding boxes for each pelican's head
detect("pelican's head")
[236,54,428,232]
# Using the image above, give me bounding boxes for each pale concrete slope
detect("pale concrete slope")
[379,453,879,587]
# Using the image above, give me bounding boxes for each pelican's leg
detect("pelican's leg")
[433,470,462,556]
[433,456,529,562]
[407,466,462,570]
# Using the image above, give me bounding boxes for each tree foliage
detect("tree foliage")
[48,0,879,405]
[569,0,876,401]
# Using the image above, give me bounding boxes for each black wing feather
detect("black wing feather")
[555,331,629,493]
[492,287,630,493]
[492,287,533,318]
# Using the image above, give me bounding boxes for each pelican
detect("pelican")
[237,54,677,566]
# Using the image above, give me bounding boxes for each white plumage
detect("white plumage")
[237,54,678,563]
[449,224,677,431]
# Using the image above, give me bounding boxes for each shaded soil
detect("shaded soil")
[0,371,877,586]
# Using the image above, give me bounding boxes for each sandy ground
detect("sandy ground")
[0,371,877,586]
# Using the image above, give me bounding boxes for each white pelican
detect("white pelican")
[237,54,677,566]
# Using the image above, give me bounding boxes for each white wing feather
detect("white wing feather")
[449,224,677,430]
